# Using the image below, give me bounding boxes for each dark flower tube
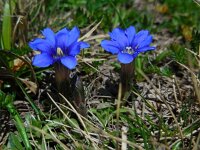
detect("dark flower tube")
[101,26,155,97]
[120,62,134,97]
[29,27,90,115]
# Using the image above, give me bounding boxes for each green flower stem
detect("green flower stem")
[120,62,134,98]
[4,94,32,150]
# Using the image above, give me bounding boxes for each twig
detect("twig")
[79,19,102,41]
[29,125,70,150]
[116,83,122,150]
[187,53,200,104]
[172,75,178,108]
[136,68,184,140]
[192,132,200,150]
[175,61,200,85]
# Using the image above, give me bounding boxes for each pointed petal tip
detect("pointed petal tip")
[137,46,156,52]
[101,40,119,54]
[126,26,136,45]
[28,38,44,50]
[42,27,53,33]
[65,26,81,47]
[80,41,90,49]
[68,42,81,56]
[56,28,69,36]
[32,53,54,67]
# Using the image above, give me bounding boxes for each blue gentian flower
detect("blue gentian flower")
[101,26,156,64]
[29,27,90,69]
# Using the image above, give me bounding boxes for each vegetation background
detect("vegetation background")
[0,0,200,149]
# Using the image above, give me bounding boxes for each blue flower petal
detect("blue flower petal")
[101,40,120,54]
[137,46,156,52]
[79,41,90,49]
[132,52,140,60]
[29,38,53,54]
[125,26,136,45]
[68,42,81,56]
[109,28,128,49]
[56,33,69,51]
[42,28,56,47]
[29,38,42,49]
[32,53,54,67]
[61,56,77,69]
[29,27,90,69]
[67,27,80,47]
[138,35,153,49]
[117,52,133,64]
[56,28,69,35]
[132,30,149,47]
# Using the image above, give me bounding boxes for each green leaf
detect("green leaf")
[2,2,12,50]
[41,135,47,150]
[134,56,144,81]
[7,132,24,150]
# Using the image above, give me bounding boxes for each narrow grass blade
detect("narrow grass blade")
[2,93,32,150]
[2,2,12,50]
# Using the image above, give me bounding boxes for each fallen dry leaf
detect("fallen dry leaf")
[155,4,169,14]
[13,58,25,72]
[18,77,37,94]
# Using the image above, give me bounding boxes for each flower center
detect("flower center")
[122,46,134,55]
[56,47,64,56]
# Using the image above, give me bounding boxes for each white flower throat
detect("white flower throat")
[56,47,64,56]
[122,46,134,55]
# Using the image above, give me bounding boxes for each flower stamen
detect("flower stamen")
[122,46,134,55]
[56,47,64,56]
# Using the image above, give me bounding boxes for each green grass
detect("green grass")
[0,0,200,149]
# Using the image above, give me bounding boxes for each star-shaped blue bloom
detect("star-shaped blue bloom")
[101,26,156,64]
[29,27,90,69]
